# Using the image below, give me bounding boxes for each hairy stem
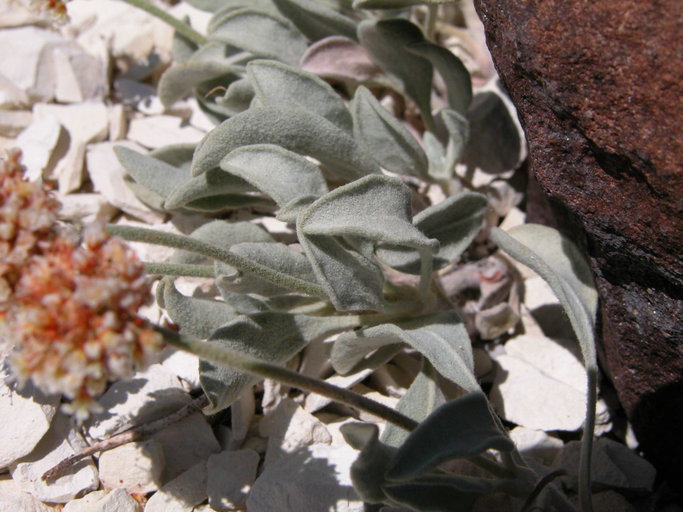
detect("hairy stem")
[118,0,206,46]
[579,367,597,512]
[144,262,215,278]
[108,224,328,299]
[160,327,419,432]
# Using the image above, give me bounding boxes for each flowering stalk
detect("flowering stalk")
[1,150,163,419]
[117,0,207,46]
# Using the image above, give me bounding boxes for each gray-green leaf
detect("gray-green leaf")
[191,105,380,179]
[219,144,329,207]
[358,19,434,129]
[200,312,359,412]
[164,167,257,209]
[380,360,445,448]
[490,224,597,368]
[208,8,308,65]
[297,175,438,311]
[272,0,358,41]
[377,191,487,273]
[350,86,428,178]
[248,60,353,131]
[407,41,472,116]
[158,61,242,107]
[331,312,479,393]
[115,146,189,201]
[387,393,514,481]
[161,278,237,338]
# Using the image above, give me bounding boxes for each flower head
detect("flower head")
[1,152,163,418]
[0,149,59,303]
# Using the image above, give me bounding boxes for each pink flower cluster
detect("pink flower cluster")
[1,150,163,419]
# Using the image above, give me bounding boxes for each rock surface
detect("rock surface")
[475,0,683,484]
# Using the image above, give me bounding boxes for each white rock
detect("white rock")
[207,449,260,510]
[144,461,207,512]
[10,411,98,503]
[149,412,220,482]
[490,353,586,431]
[509,426,563,466]
[247,443,363,512]
[0,27,63,97]
[0,475,52,512]
[229,391,255,450]
[64,488,141,512]
[555,438,656,493]
[51,42,106,103]
[499,206,526,231]
[65,0,171,63]
[86,141,166,223]
[108,104,127,141]
[0,373,60,469]
[98,440,165,493]
[0,0,41,29]
[87,364,189,440]
[504,335,585,391]
[33,102,109,192]
[127,115,204,149]
[160,348,201,390]
[0,73,29,109]
[58,193,118,224]
[524,276,560,310]
[260,399,332,466]
[0,110,32,137]
[15,114,63,181]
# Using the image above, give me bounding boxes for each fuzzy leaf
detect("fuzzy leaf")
[191,105,380,179]
[387,393,514,481]
[150,144,195,170]
[215,242,319,296]
[161,279,237,338]
[332,312,478,392]
[248,60,353,131]
[171,220,274,266]
[377,191,487,273]
[490,224,598,367]
[341,423,394,503]
[200,313,359,412]
[217,77,255,114]
[219,144,328,208]
[462,91,522,175]
[158,61,242,107]
[358,19,434,129]
[115,146,189,201]
[350,86,428,178]
[182,193,273,212]
[164,167,257,209]
[408,41,472,116]
[272,0,358,41]
[297,175,438,311]
[381,361,445,448]
[384,474,498,512]
[208,8,308,65]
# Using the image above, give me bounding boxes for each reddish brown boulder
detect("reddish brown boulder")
[473,0,683,485]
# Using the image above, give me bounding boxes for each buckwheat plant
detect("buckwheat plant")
[1,151,163,420]
[12,1,600,511]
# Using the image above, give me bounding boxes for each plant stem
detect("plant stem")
[579,367,597,512]
[144,262,215,278]
[42,395,208,481]
[159,327,419,433]
[107,224,328,299]
[118,0,207,46]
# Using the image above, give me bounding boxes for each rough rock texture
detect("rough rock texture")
[474,0,683,484]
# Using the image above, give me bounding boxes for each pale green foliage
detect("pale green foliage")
[114,2,598,510]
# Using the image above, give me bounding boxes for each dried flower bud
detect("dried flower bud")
[5,223,163,420]
[0,149,59,303]
[28,0,70,24]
